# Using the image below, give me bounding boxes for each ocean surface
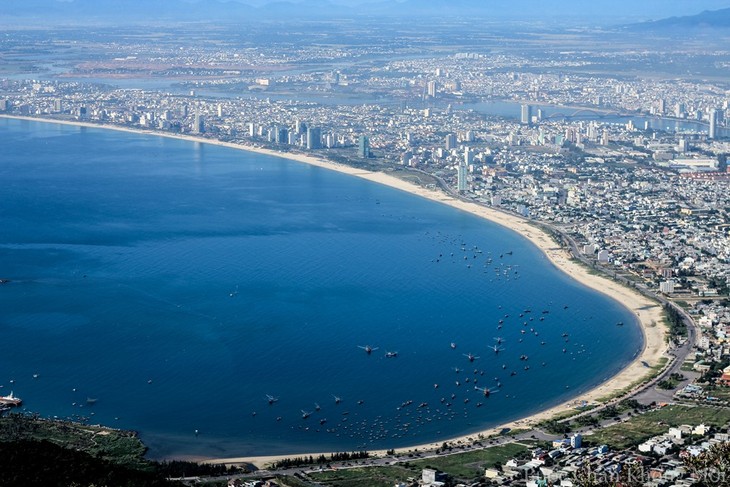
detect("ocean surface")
[0,117,642,459]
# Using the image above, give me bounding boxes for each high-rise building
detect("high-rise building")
[660,280,675,294]
[306,127,321,150]
[521,104,532,125]
[464,147,474,165]
[445,133,457,150]
[427,81,437,98]
[295,120,307,135]
[675,103,685,118]
[276,127,288,144]
[217,103,223,118]
[0,99,8,111]
[457,161,468,192]
[565,128,576,143]
[325,133,337,148]
[709,109,718,139]
[401,150,413,165]
[53,99,62,113]
[358,136,370,158]
[570,434,582,449]
[587,123,598,140]
[193,112,204,134]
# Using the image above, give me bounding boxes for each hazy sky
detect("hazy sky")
[5,0,730,24]
[210,0,730,23]
[209,0,730,23]
[241,0,728,13]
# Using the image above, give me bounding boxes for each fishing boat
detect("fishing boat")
[0,392,22,407]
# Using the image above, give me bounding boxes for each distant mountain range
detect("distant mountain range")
[627,7,730,30]
[2,0,730,24]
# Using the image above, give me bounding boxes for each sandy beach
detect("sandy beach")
[2,115,668,468]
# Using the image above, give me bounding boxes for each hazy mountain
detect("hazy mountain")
[2,0,729,24]
[627,8,730,31]
[360,0,730,21]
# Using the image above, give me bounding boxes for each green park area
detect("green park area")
[586,405,730,450]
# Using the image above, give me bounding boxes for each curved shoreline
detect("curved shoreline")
[1,114,668,467]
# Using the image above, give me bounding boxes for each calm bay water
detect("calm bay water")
[0,118,642,458]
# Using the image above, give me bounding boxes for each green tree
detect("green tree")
[684,442,730,487]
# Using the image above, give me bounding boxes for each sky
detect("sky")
[232,0,728,16]
[4,0,730,24]
[206,0,729,24]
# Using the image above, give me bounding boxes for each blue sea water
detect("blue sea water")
[0,118,642,459]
